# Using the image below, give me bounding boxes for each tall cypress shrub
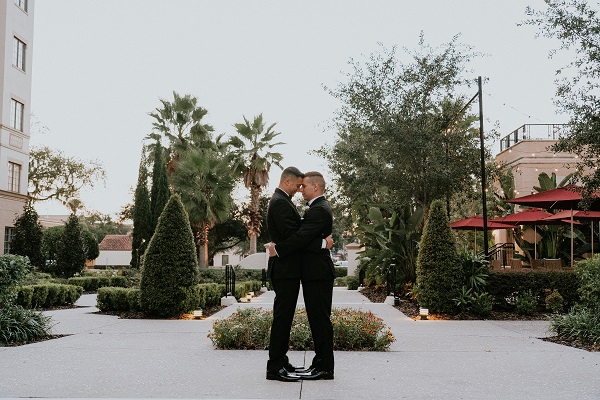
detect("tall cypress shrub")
[10,202,44,269]
[131,149,152,268]
[416,199,464,314]
[150,141,170,235]
[140,194,199,317]
[55,214,86,278]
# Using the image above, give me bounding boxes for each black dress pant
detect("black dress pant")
[302,278,334,372]
[267,277,300,372]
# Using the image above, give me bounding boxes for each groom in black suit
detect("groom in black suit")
[270,171,335,380]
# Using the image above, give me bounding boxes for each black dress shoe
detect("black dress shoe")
[296,368,334,380]
[284,363,307,373]
[266,368,301,382]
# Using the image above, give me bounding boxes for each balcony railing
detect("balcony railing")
[499,124,570,152]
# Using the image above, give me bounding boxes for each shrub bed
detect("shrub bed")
[487,270,579,311]
[67,276,128,292]
[334,267,347,278]
[97,287,141,312]
[16,283,83,309]
[208,307,395,351]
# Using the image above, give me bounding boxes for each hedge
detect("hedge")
[97,287,141,312]
[486,270,579,311]
[96,281,264,313]
[334,267,347,278]
[16,283,83,309]
[67,276,128,292]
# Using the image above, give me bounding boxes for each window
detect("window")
[4,227,15,254]
[10,99,24,131]
[14,0,27,12]
[222,255,229,266]
[13,37,25,71]
[8,162,21,193]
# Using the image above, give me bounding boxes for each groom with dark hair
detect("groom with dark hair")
[270,171,335,381]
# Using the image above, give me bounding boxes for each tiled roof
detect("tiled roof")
[98,235,132,251]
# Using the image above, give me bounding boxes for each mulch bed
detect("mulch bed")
[358,285,598,352]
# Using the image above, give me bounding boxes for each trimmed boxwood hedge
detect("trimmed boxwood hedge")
[67,276,128,292]
[96,281,263,313]
[486,270,579,311]
[16,283,83,309]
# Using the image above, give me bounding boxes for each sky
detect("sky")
[29,0,571,218]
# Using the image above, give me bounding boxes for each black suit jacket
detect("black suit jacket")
[274,196,335,281]
[266,188,303,280]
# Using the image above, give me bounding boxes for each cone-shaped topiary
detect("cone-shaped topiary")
[10,202,44,269]
[55,214,86,278]
[416,199,464,314]
[140,193,199,317]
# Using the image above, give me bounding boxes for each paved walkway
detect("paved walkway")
[1,287,599,399]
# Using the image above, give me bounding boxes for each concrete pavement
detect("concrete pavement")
[0,287,599,399]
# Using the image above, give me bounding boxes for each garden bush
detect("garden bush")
[97,287,141,312]
[545,289,564,313]
[416,200,463,314]
[97,283,223,313]
[516,290,538,315]
[486,270,578,311]
[16,284,82,309]
[140,194,200,317]
[0,306,53,345]
[334,276,347,287]
[334,267,347,278]
[67,276,128,292]
[208,307,395,351]
[549,256,600,347]
[346,276,360,290]
[0,254,53,345]
[574,256,600,308]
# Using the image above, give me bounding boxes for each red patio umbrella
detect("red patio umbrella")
[451,215,514,252]
[544,210,600,257]
[491,208,580,259]
[508,185,600,266]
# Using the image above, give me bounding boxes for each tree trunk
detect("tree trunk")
[247,185,263,254]
[195,223,209,268]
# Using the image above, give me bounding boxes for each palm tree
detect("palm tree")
[229,114,284,254]
[171,146,235,268]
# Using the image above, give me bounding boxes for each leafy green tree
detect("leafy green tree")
[171,147,235,268]
[54,214,86,278]
[150,141,170,234]
[81,212,130,244]
[140,194,199,317]
[10,202,44,268]
[229,114,284,254]
[81,229,99,261]
[523,1,600,205]
[318,36,488,230]
[131,148,152,268]
[28,146,106,205]
[416,199,463,314]
[42,226,63,270]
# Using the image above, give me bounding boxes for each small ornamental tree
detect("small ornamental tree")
[10,202,44,269]
[81,229,99,261]
[140,194,199,318]
[55,214,87,278]
[416,199,464,314]
[150,141,170,235]
[131,149,152,268]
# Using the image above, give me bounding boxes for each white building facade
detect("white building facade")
[0,0,34,253]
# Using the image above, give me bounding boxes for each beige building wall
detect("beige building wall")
[0,0,35,253]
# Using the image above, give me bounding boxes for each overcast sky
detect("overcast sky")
[30,0,569,218]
